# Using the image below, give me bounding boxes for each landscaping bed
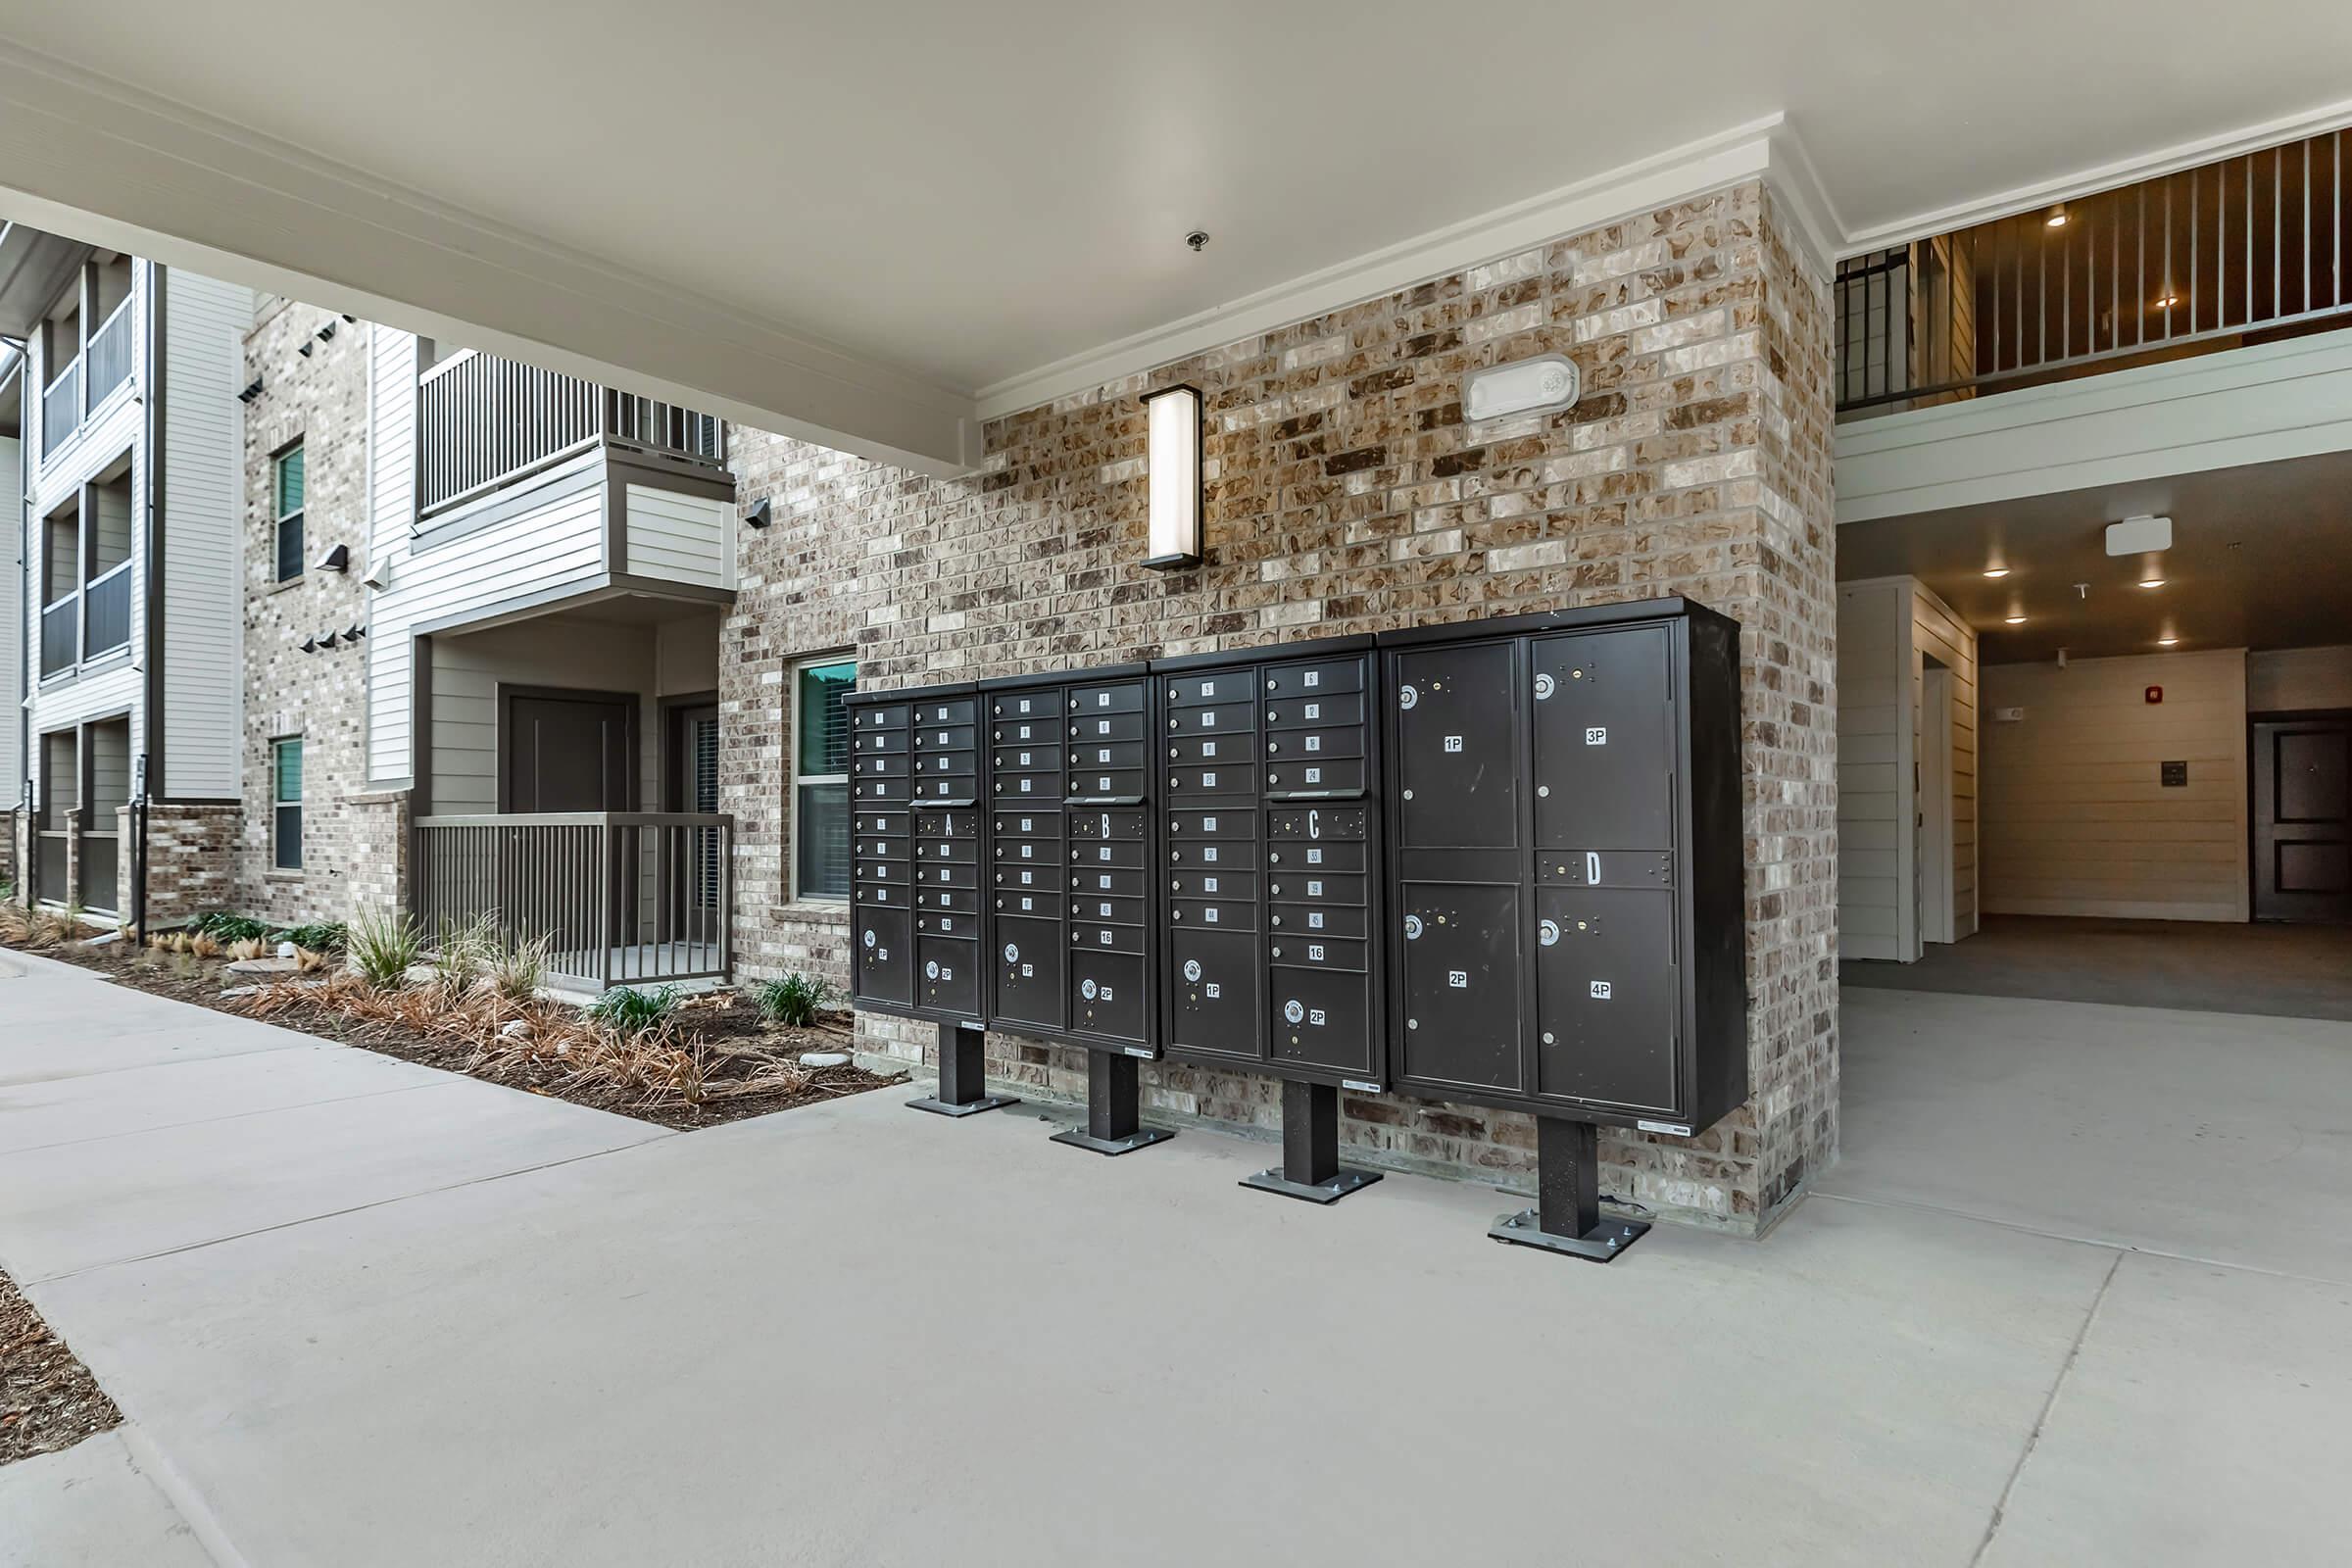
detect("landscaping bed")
[1,1269,121,1466]
[0,915,900,1132]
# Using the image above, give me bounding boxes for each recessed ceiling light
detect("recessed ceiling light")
[2004,613,2027,625]
[1983,565,2012,578]
[2151,293,2180,310]
[2044,204,2070,228]
[2158,635,2180,646]
[2138,577,2166,588]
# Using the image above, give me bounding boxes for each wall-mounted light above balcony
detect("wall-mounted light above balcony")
[1139,383,1202,571]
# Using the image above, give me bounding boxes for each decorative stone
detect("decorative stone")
[499,1019,533,1039]
[798,1051,851,1068]
[225,956,303,976]
[276,940,298,958]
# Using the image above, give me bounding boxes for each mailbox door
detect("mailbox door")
[1535,885,1679,1115]
[1393,643,1519,848]
[1396,882,1524,1093]
[854,906,912,1006]
[917,936,980,1017]
[993,914,1064,1031]
[1269,966,1375,1079]
[1070,953,1147,1042]
[1168,928,1260,1059]
[1531,624,1675,851]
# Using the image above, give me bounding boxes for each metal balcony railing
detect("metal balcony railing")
[83,562,131,660]
[412,812,734,994]
[84,300,133,409]
[415,350,726,516]
[39,595,77,678]
[40,360,79,458]
[1838,127,2352,416]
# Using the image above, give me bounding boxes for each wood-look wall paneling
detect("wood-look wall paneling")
[1981,648,2249,922]
[1836,577,1908,959]
[2247,645,2352,713]
[1910,581,1979,943]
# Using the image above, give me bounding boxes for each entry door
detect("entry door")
[2253,716,2352,922]
[669,703,721,923]
[503,690,634,812]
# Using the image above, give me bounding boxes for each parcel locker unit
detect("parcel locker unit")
[1153,636,1387,1092]
[1153,635,1388,1202]
[1380,598,1746,1258]
[845,682,988,1028]
[984,663,1169,1155]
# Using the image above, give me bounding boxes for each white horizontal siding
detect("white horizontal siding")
[367,326,418,785]
[158,267,252,799]
[368,472,606,785]
[0,432,19,808]
[625,483,731,589]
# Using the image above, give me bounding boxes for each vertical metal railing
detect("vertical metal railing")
[83,301,133,409]
[40,360,80,459]
[412,812,734,993]
[415,350,726,514]
[82,562,132,659]
[1837,126,2352,416]
[38,595,78,678]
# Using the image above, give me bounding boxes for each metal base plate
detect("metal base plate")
[1048,1126,1174,1156]
[1240,1166,1384,1205]
[906,1095,1021,1118]
[1488,1206,1651,1263]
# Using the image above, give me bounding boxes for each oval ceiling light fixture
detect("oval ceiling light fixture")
[2004,612,2028,625]
[2138,575,2167,588]
[2044,203,2070,228]
[2158,635,2180,647]
[1982,565,2012,578]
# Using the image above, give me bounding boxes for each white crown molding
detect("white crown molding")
[976,116,1821,421]
[0,41,982,474]
[1838,95,2352,257]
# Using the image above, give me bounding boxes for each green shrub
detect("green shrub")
[586,984,682,1035]
[348,908,423,989]
[194,911,272,944]
[754,972,832,1028]
[276,920,349,955]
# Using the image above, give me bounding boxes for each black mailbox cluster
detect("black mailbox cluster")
[843,598,1746,1260]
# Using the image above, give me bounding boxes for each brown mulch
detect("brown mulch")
[1,1268,122,1465]
[3,934,903,1131]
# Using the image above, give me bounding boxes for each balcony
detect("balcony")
[1838,127,2352,418]
[413,812,733,994]
[416,350,724,517]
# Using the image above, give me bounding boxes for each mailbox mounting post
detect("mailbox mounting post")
[1050,1052,1173,1155]
[1490,1117,1649,1261]
[1241,1080,1383,1203]
[908,1020,1020,1117]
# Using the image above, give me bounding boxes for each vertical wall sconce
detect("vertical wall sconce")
[1139,382,1202,570]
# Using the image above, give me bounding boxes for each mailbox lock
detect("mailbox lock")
[1170,850,1182,862]
[1267,852,1281,864]
[1537,785,1550,798]
[1270,915,1282,927]
[1407,1017,1418,1030]
[1401,789,1413,801]
[1172,907,1183,919]
[1169,747,1178,759]
[1267,740,1279,754]
[1270,884,1282,897]
[1270,946,1282,958]
[1543,1031,1556,1045]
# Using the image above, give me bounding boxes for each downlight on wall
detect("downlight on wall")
[1139,383,1202,570]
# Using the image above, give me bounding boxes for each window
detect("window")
[271,737,303,870]
[793,658,856,900]
[273,442,306,582]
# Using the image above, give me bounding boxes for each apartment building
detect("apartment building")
[0,224,250,926]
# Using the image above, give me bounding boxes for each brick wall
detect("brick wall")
[125,803,242,927]
[723,181,1837,1233]
[236,299,373,924]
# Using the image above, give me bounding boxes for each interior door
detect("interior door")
[504,690,634,812]
[2253,716,2352,922]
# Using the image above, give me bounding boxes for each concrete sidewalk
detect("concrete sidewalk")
[2,949,2346,1565]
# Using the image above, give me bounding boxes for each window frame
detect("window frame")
[270,735,304,871]
[272,440,307,584]
[789,654,857,904]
